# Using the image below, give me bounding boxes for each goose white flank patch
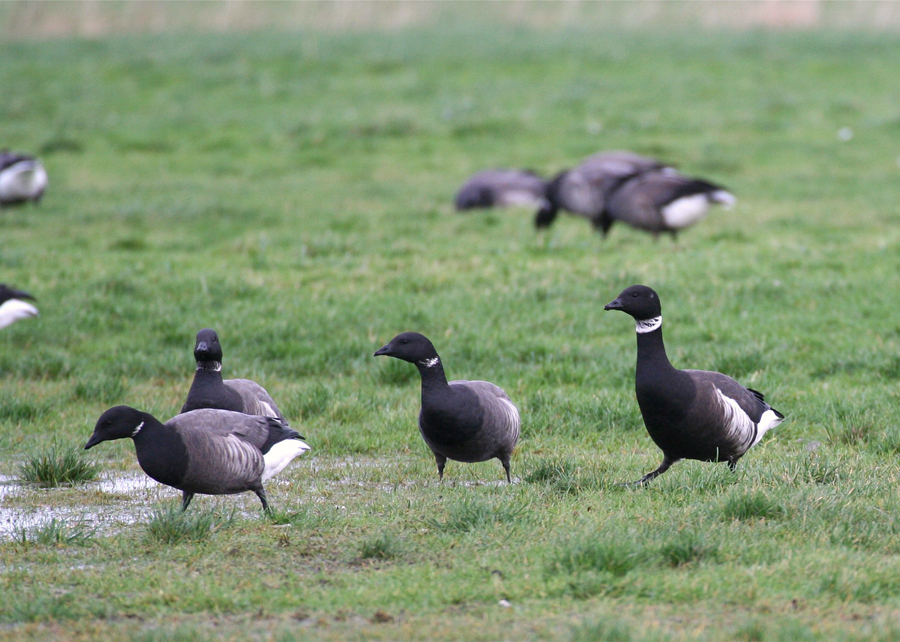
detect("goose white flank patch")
[374,331,520,482]
[0,284,38,330]
[0,151,48,206]
[85,405,310,512]
[605,171,736,239]
[181,328,286,421]
[454,169,548,210]
[604,285,784,485]
[534,150,671,231]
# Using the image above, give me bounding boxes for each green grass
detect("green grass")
[2,22,900,641]
[17,444,101,487]
[144,504,235,545]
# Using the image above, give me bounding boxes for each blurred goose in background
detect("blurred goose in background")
[535,150,671,230]
[182,328,286,420]
[0,151,48,206]
[0,284,38,330]
[454,169,548,210]
[604,285,784,485]
[85,405,310,512]
[374,332,520,483]
[604,170,736,239]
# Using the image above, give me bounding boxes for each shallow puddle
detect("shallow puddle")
[0,455,509,540]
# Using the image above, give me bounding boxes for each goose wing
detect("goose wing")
[224,378,285,420]
[685,370,782,455]
[166,409,267,492]
[450,380,520,448]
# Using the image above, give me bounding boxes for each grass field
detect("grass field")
[2,25,900,641]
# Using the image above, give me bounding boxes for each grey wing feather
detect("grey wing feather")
[225,378,285,420]
[167,409,266,492]
[685,370,769,423]
[451,380,521,448]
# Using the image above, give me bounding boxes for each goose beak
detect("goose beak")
[373,343,392,357]
[84,433,102,450]
[604,298,623,311]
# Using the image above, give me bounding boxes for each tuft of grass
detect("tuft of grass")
[570,618,636,642]
[358,532,402,560]
[547,533,647,578]
[15,518,95,547]
[426,496,527,533]
[658,532,720,567]
[18,446,100,487]
[145,505,234,545]
[721,491,785,522]
[524,457,605,495]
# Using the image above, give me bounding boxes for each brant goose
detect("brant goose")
[535,151,671,230]
[604,170,736,239]
[455,169,548,210]
[0,151,48,206]
[0,284,38,330]
[85,405,310,512]
[604,285,784,485]
[374,332,520,482]
[182,328,285,420]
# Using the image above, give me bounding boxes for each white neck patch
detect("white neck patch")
[198,361,222,372]
[635,316,662,334]
[131,421,145,438]
[420,357,440,368]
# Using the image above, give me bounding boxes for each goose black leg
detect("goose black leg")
[435,453,447,481]
[727,458,739,472]
[627,455,680,487]
[254,487,271,514]
[499,454,512,484]
[181,491,195,512]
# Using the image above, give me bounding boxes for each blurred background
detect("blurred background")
[3,0,900,41]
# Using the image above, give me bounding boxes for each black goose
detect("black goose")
[182,328,285,420]
[455,169,548,210]
[0,284,38,330]
[604,170,736,239]
[535,150,671,230]
[374,332,520,482]
[0,151,48,206]
[85,405,310,512]
[604,285,784,485]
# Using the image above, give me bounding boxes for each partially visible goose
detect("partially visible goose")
[374,332,520,482]
[455,169,548,210]
[604,285,784,485]
[604,171,736,239]
[0,284,38,330]
[0,151,48,206]
[181,328,285,420]
[535,150,671,230]
[85,405,310,512]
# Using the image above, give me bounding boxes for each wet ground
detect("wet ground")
[0,455,511,540]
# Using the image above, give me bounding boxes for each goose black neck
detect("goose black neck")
[415,357,450,395]
[635,326,676,374]
[196,360,223,373]
[131,411,166,444]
